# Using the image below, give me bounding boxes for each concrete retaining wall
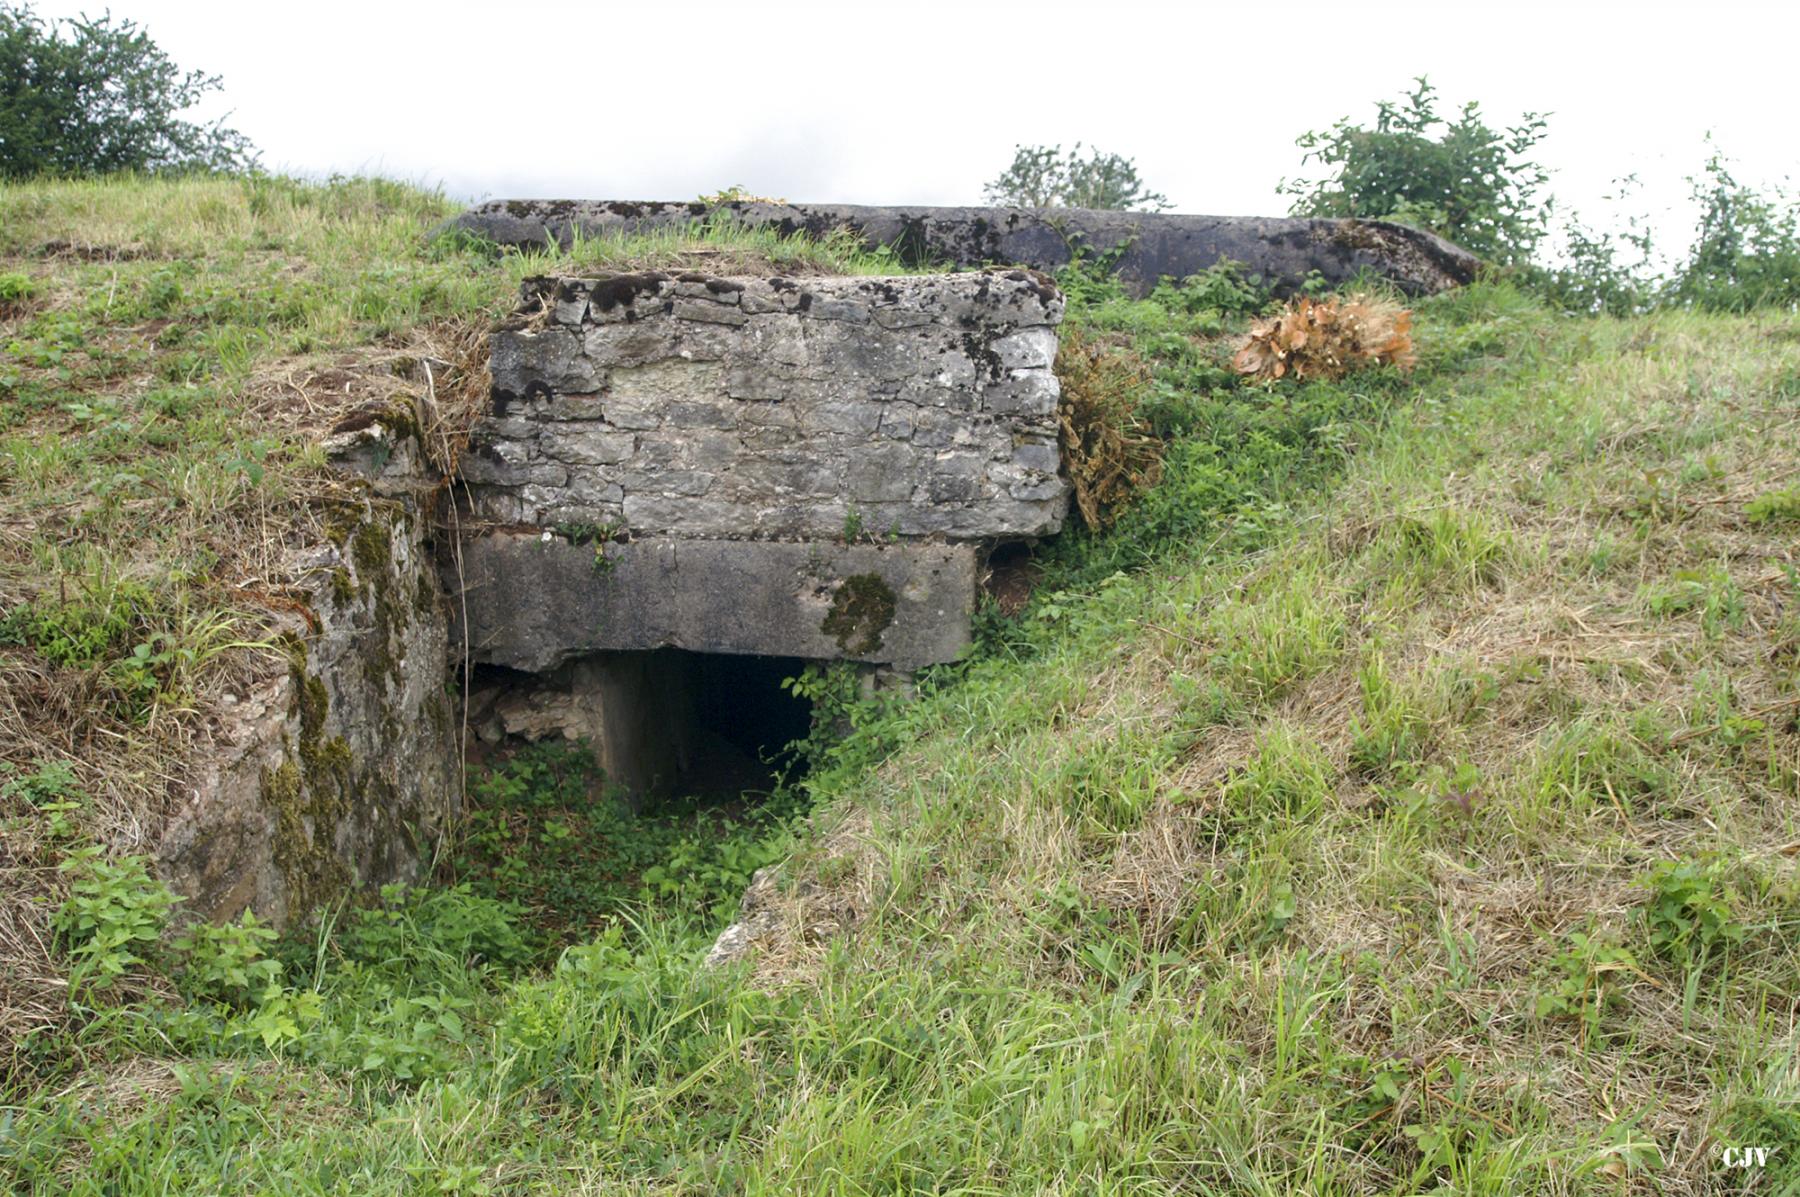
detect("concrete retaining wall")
[445,200,1481,298]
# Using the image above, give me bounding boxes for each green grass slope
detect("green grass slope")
[5,179,1800,1195]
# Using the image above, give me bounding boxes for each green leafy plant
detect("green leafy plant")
[52,847,181,994]
[1,759,84,838]
[1745,485,1800,524]
[1279,76,1550,263]
[639,817,785,915]
[985,143,1171,212]
[1523,178,1660,315]
[1668,147,1800,312]
[338,883,530,974]
[1535,929,1639,1041]
[172,910,282,1008]
[0,269,35,315]
[1637,858,1747,966]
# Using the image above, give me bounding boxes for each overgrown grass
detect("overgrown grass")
[6,177,1800,1195]
[444,740,794,959]
[0,173,917,1077]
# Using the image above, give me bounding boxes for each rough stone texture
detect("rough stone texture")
[154,415,458,927]
[463,271,1068,541]
[704,864,782,968]
[466,653,696,800]
[458,533,976,673]
[444,200,1480,298]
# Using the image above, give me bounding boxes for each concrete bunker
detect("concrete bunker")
[449,268,1070,800]
[465,649,813,802]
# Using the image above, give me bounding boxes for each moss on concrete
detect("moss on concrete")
[822,572,897,656]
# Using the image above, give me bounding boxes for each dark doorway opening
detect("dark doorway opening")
[450,651,817,956]
[679,652,814,801]
[463,650,815,806]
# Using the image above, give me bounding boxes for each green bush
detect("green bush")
[0,4,257,178]
[1279,76,1551,264]
[1668,150,1800,312]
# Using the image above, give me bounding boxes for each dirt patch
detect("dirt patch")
[34,239,152,263]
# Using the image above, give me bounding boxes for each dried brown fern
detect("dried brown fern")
[1054,328,1164,530]
[1233,293,1416,383]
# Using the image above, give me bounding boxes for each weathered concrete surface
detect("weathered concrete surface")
[468,654,698,799]
[463,271,1067,540]
[155,415,458,927]
[445,200,1480,297]
[458,533,977,673]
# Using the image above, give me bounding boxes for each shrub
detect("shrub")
[0,4,258,178]
[1667,150,1800,312]
[1279,76,1550,263]
[1233,293,1415,382]
[1054,326,1164,530]
[985,143,1171,212]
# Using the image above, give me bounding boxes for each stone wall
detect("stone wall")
[463,270,1067,541]
[453,269,1068,674]
[155,413,458,927]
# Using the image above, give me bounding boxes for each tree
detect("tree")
[0,4,257,179]
[1667,147,1800,312]
[1278,77,1549,264]
[984,143,1171,212]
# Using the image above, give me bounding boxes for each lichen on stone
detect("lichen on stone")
[821,572,897,656]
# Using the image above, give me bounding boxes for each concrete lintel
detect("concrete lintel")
[455,534,977,673]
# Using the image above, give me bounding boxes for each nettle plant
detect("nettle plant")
[1637,857,1748,967]
[52,847,181,994]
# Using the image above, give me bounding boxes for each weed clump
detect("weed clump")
[1233,293,1416,382]
[1053,326,1164,530]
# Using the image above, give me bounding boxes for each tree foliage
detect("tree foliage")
[1278,77,1549,264]
[1668,149,1800,312]
[984,143,1171,212]
[0,4,257,179]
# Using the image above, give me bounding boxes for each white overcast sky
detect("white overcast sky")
[27,0,1800,258]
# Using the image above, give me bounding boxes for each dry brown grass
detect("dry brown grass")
[1234,292,1416,382]
[1053,326,1164,530]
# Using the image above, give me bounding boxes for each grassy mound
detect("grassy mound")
[5,178,1800,1195]
[0,175,907,1070]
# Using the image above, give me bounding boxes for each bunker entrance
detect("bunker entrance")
[467,649,815,806]
[680,652,815,801]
